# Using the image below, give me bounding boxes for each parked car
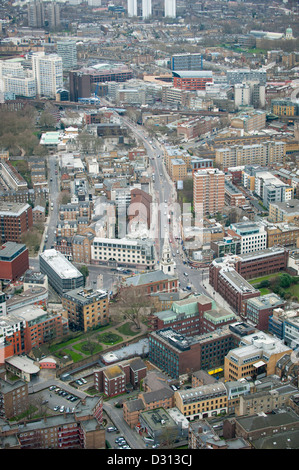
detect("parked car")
[53,405,60,411]
[59,406,65,413]
[107,426,117,432]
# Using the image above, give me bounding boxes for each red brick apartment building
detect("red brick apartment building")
[0,242,29,281]
[0,395,105,449]
[0,306,68,362]
[94,358,146,397]
[0,202,33,243]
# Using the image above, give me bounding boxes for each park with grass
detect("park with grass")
[249,272,299,301]
[47,321,143,364]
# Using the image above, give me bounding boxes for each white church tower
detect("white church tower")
[160,233,175,276]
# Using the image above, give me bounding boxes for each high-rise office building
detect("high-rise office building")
[32,52,63,98]
[165,0,176,18]
[57,41,77,70]
[127,0,137,16]
[142,0,152,18]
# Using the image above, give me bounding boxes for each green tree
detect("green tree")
[79,265,89,286]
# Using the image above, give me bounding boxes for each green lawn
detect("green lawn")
[60,349,84,362]
[72,341,103,355]
[249,272,287,286]
[98,332,123,345]
[284,284,299,298]
[117,322,139,336]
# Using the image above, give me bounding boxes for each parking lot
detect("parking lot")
[34,384,83,414]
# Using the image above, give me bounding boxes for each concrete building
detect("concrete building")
[142,0,152,18]
[39,249,84,295]
[165,0,176,17]
[175,382,228,420]
[171,53,202,71]
[127,0,137,16]
[268,199,299,223]
[27,0,45,27]
[91,237,156,270]
[224,331,292,382]
[228,222,267,254]
[215,141,286,170]
[57,41,77,70]
[32,52,63,99]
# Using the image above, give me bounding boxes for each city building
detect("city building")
[172,71,213,91]
[224,331,292,381]
[193,168,225,216]
[224,181,246,208]
[69,64,133,102]
[171,53,202,71]
[0,377,29,419]
[243,293,285,331]
[138,408,179,444]
[91,237,156,270]
[268,199,299,224]
[209,259,260,314]
[227,222,267,254]
[39,249,84,295]
[226,69,267,85]
[32,52,63,99]
[0,202,33,244]
[61,287,109,332]
[94,357,146,397]
[148,294,237,336]
[142,0,152,19]
[0,242,29,282]
[148,326,239,379]
[127,0,137,17]
[57,41,77,70]
[0,395,105,449]
[215,141,286,171]
[0,305,68,361]
[175,382,228,419]
[165,0,176,17]
[27,0,45,27]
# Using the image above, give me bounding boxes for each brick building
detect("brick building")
[172,71,213,91]
[0,202,33,243]
[242,293,285,331]
[94,358,146,397]
[0,242,29,282]
[148,326,240,379]
[209,260,261,314]
[148,294,237,336]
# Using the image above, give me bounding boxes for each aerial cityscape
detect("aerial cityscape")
[0,0,298,454]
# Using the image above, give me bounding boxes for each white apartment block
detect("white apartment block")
[142,0,152,18]
[229,222,267,254]
[32,52,63,98]
[91,237,155,269]
[3,75,36,98]
[165,0,176,17]
[127,0,137,16]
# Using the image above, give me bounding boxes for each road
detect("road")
[120,117,214,298]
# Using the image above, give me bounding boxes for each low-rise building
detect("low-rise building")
[0,242,29,282]
[224,331,292,382]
